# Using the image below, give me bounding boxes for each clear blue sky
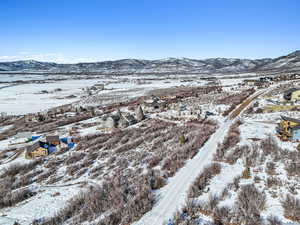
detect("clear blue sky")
[0,0,300,63]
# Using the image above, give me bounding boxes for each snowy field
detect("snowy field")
[0,79,97,115]
[0,74,210,115]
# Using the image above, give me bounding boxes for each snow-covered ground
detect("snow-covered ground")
[0,74,207,115]
[133,120,233,225]
[0,185,81,225]
[2,76,299,225]
[0,79,99,115]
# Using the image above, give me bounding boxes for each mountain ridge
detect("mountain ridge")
[0,50,299,74]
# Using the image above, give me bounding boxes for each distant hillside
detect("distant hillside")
[1,51,300,74]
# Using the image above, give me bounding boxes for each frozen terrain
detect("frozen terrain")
[0,73,210,115]
[1,73,300,225]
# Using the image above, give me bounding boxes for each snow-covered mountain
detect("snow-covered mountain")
[0,50,299,74]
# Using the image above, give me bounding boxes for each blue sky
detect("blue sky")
[0,0,300,63]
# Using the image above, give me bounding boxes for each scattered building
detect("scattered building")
[104,115,119,128]
[243,79,270,88]
[25,135,72,158]
[135,105,145,122]
[118,111,130,128]
[283,88,300,102]
[259,76,273,82]
[46,135,60,146]
[244,79,257,86]
[100,106,145,129]
[124,114,137,125]
[26,141,48,158]
[143,97,166,110]
[276,116,300,141]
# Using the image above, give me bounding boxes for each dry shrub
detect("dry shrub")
[66,163,85,176]
[212,206,233,225]
[229,175,241,191]
[0,159,43,178]
[254,175,261,183]
[55,114,91,127]
[143,169,166,190]
[160,122,217,177]
[44,158,64,169]
[205,194,221,212]
[235,184,266,224]
[244,146,260,167]
[214,121,241,161]
[266,216,282,225]
[260,135,281,158]
[146,155,162,168]
[12,170,42,190]
[46,175,63,184]
[281,194,300,221]
[285,162,300,177]
[0,188,36,209]
[188,163,221,198]
[40,176,155,225]
[114,137,144,153]
[266,176,282,189]
[225,145,249,164]
[35,170,53,183]
[65,152,86,165]
[172,199,201,225]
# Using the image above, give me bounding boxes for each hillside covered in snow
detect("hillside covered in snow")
[1,50,300,74]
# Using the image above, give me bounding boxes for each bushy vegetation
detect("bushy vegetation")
[40,174,157,225]
[174,184,267,225]
[214,120,242,161]
[281,194,300,221]
[188,163,221,198]
[0,161,43,209]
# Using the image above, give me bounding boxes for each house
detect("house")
[118,111,129,128]
[94,83,105,90]
[104,115,119,128]
[276,116,300,141]
[25,114,36,122]
[259,76,273,82]
[135,105,145,122]
[243,79,257,86]
[46,135,60,146]
[283,88,300,102]
[124,114,137,125]
[26,141,48,158]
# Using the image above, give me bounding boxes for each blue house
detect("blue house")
[48,145,57,154]
[68,142,75,149]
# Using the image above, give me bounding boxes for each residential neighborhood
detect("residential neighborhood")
[1,1,300,224]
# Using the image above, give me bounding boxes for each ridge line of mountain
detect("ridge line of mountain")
[0,50,299,74]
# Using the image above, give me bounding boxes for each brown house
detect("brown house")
[26,142,48,158]
[46,135,60,146]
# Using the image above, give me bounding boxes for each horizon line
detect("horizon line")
[0,49,299,64]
